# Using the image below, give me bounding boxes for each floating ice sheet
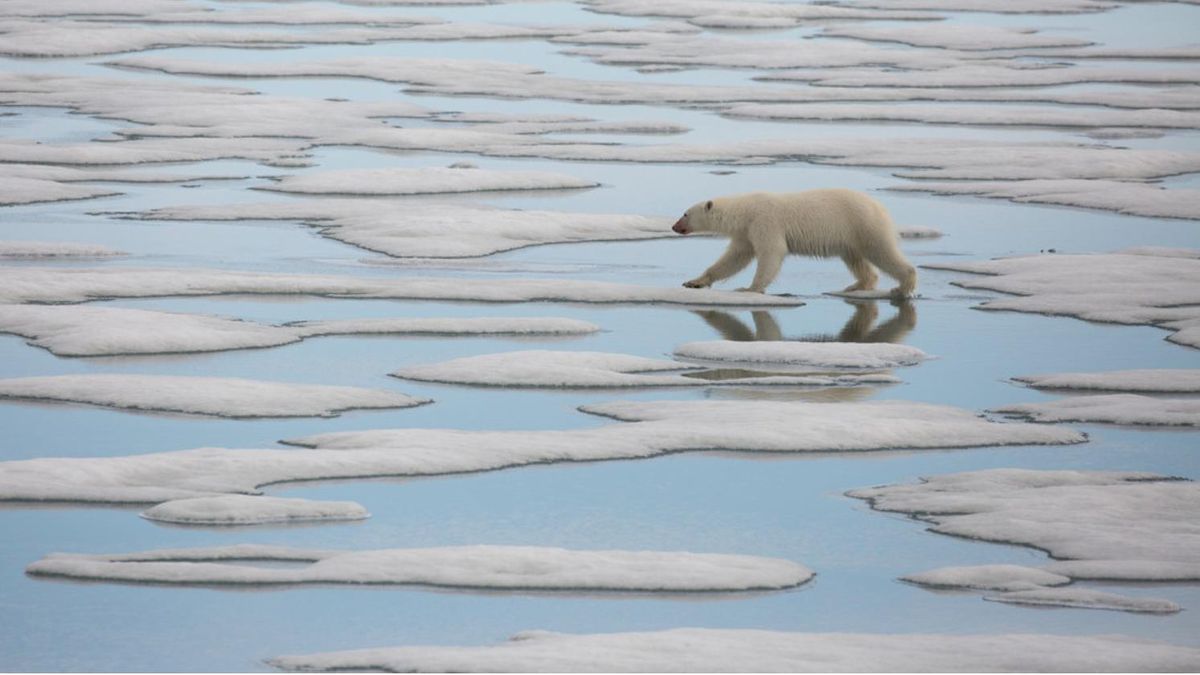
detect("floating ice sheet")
[0,400,1083,504]
[927,251,1200,347]
[726,103,1200,130]
[124,200,670,258]
[140,495,370,526]
[673,340,930,370]
[256,167,598,196]
[266,628,1200,672]
[0,241,125,259]
[849,469,1199,583]
[984,588,1181,614]
[0,305,599,357]
[993,394,1200,426]
[818,24,1093,50]
[27,544,813,592]
[1014,369,1200,393]
[0,267,802,307]
[890,179,1200,220]
[0,374,428,418]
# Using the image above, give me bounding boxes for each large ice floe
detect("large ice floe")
[0,400,1083,505]
[265,628,1200,673]
[927,250,1200,348]
[850,469,1200,612]
[254,167,598,196]
[0,267,801,307]
[673,340,930,370]
[140,495,370,526]
[0,304,599,357]
[889,179,1200,220]
[993,394,1200,427]
[121,200,671,258]
[1014,369,1200,394]
[0,241,125,259]
[0,374,428,418]
[391,349,904,388]
[26,543,813,593]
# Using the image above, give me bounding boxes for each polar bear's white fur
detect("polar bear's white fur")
[672,188,917,297]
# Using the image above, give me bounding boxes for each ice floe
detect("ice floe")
[0,374,428,418]
[850,469,1199,585]
[901,564,1071,592]
[985,588,1181,614]
[0,267,802,307]
[0,305,599,357]
[819,24,1093,50]
[122,200,670,258]
[580,0,932,27]
[392,349,897,388]
[0,241,125,259]
[1014,369,1200,393]
[673,341,930,370]
[255,167,598,196]
[763,64,1200,88]
[140,495,370,526]
[927,251,1200,347]
[890,179,1200,220]
[27,544,813,592]
[266,628,1200,672]
[726,103,1200,130]
[0,400,1083,504]
[993,394,1200,426]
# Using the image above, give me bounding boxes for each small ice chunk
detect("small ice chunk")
[993,394,1200,426]
[0,241,126,259]
[985,588,1181,614]
[0,374,428,418]
[673,341,929,370]
[266,628,1200,672]
[1043,560,1200,582]
[27,544,813,592]
[140,495,369,526]
[291,317,600,337]
[1014,370,1200,394]
[902,565,1070,592]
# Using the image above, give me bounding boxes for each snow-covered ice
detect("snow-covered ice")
[1014,369,1200,393]
[125,201,671,258]
[27,544,813,592]
[993,394,1200,426]
[0,374,428,418]
[0,241,125,259]
[0,400,1083,505]
[256,167,598,196]
[392,349,900,388]
[984,587,1181,614]
[890,179,1200,220]
[673,340,930,370]
[850,469,1200,583]
[140,495,370,526]
[266,628,1200,672]
[901,564,1071,592]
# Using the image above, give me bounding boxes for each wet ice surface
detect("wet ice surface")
[2,0,1199,671]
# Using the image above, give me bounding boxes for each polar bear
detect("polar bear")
[672,188,917,297]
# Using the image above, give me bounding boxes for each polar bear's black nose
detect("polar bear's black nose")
[672,217,690,234]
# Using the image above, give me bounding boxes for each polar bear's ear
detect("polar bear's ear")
[705,200,713,211]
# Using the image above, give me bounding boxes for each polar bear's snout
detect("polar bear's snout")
[672,215,691,234]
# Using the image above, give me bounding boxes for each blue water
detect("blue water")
[1,2,1199,671]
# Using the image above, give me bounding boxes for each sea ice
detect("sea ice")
[993,394,1200,426]
[850,469,1199,581]
[124,200,670,258]
[889,179,1200,220]
[0,374,428,418]
[140,495,370,526]
[0,400,1083,504]
[901,564,1071,592]
[984,587,1181,614]
[0,241,125,259]
[726,103,1200,130]
[1014,369,1200,393]
[673,340,930,370]
[27,544,813,592]
[817,24,1093,50]
[266,628,1200,672]
[255,167,598,196]
[927,251,1200,346]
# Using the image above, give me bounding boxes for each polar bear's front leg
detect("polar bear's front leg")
[684,239,753,289]
[738,248,785,293]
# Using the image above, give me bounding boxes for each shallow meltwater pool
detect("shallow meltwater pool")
[1,0,1198,671]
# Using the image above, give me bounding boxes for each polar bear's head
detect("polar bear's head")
[672,199,715,235]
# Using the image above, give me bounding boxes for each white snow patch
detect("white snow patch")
[392,349,891,388]
[0,401,1083,504]
[850,469,1199,579]
[257,167,598,196]
[890,179,1200,220]
[902,564,1071,592]
[140,495,369,526]
[0,374,428,418]
[266,628,1200,672]
[926,251,1200,347]
[291,317,600,338]
[0,241,125,259]
[0,267,803,307]
[124,201,670,258]
[1014,369,1200,393]
[726,103,1200,130]
[27,544,813,592]
[985,588,1181,614]
[818,24,1092,50]
[673,341,930,370]
[993,394,1200,426]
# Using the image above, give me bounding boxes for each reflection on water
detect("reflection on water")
[695,300,917,344]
